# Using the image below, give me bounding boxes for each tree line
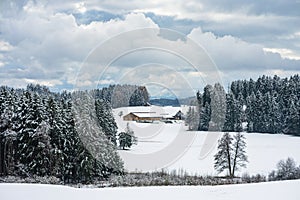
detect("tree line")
[92,85,149,108]
[186,74,300,135]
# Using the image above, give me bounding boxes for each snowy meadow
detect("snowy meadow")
[2,180,300,200]
[114,106,300,176]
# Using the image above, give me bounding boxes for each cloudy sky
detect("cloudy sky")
[0,0,299,97]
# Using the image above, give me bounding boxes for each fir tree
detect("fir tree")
[129,86,149,106]
[199,102,211,131]
[118,123,137,150]
[210,83,226,131]
[95,99,118,145]
[185,107,198,131]
[284,96,300,136]
[223,93,235,132]
[245,92,257,132]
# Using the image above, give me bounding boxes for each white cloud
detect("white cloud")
[75,2,87,13]
[95,79,115,85]
[0,1,158,88]
[188,27,300,71]
[263,48,300,60]
[0,40,14,51]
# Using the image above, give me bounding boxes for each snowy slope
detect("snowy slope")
[1,180,300,200]
[113,106,300,176]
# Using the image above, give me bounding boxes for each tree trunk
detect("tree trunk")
[232,135,241,177]
[226,142,232,177]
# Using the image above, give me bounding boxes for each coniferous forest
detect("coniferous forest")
[0,84,149,182]
[193,74,300,135]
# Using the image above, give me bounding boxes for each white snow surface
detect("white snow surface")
[114,106,300,176]
[1,105,299,199]
[1,180,300,200]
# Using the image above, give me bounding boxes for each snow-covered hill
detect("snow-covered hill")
[113,106,300,176]
[1,180,299,200]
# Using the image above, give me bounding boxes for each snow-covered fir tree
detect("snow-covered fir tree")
[185,107,198,131]
[210,83,226,131]
[95,99,118,145]
[118,123,137,150]
[129,86,149,106]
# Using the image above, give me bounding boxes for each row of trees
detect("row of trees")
[186,74,300,135]
[0,84,125,183]
[93,85,149,108]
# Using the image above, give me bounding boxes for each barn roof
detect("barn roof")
[130,112,162,118]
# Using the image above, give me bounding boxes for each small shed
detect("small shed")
[173,110,184,120]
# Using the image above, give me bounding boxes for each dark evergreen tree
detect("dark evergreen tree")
[198,102,211,131]
[233,96,243,132]
[118,123,137,150]
[202,85,213,107]
[223,93,235,132]
[95,99,118,145]
[245,92,257,132]
[269,92,282,134]
[129,86,149,106]
[284,95,300,136]
[254,90,265,132]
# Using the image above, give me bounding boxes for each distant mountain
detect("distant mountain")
[149,97,197,106]
[149,98,180,106]
[179,96,197,106]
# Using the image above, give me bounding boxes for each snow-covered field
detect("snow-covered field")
[114,106,300,176]
[1,105,299,200]
[1,180,300,200]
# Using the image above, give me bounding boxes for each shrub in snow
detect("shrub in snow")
[269,157,300,181]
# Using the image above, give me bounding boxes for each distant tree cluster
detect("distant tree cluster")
[193,74,300,135]
[0,84,123,183]
[92,85,149,108]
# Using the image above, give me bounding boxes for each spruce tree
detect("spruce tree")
[245,92,257,132]
[223,93,235,132]
[199,102,211,131]
[118,123,137,150]
[284,96,300,136]
[210,83,226,131]
[95,99,118,145]
[233,97,243,132]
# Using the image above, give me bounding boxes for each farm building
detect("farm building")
[123,110,184,121]
[123,112,162,121]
